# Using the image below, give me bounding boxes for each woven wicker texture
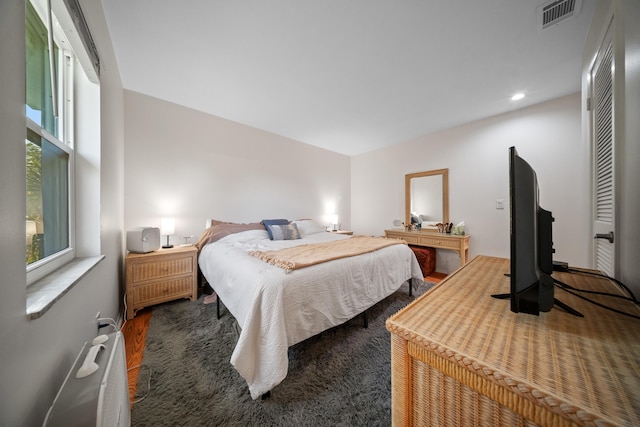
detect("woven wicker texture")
[131,256,194,282]
[133,277,194,303]
[387,256,640,426]
[126,246,198,319]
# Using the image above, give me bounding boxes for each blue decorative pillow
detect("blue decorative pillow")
[269,223,302,241]
[262,219,290,240]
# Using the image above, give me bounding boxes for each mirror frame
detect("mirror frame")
[405,168,449,230]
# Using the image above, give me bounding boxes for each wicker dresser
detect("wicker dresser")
[386,255,640,426]
[125,246,198,319]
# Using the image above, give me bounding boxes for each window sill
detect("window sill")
[26,255,105,320]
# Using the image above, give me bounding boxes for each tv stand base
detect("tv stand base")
[490,293,583,317]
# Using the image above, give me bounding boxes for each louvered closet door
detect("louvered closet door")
[590,24,615,277]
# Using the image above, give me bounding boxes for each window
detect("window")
[25,0,96,284]
[26,128,70,265]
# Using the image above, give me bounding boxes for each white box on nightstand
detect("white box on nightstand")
[126,227,161,253]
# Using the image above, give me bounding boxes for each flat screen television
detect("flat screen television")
[508,146,554,314]
[493,147,581,316]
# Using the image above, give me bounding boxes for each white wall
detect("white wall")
[352,94,590,274]
[0,1,125,425]
[123,91,351,242]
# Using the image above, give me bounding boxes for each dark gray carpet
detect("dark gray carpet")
[131,281,432,426]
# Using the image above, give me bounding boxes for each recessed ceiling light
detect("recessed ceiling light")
[511,93,525,101]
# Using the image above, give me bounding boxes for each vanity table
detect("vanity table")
[384,229,469,267]
[390,167,470,268]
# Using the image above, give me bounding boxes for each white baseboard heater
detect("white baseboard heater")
[43,331,130,427]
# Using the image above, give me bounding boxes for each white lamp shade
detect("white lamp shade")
[160,217,175,235]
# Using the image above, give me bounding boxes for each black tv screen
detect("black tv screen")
[509,146,555,315]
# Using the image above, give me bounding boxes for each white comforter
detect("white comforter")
[198,229,423,399]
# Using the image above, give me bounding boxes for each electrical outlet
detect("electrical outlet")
[496,199,505,210]
[95,312,101,332]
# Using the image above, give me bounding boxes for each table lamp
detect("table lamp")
[329,215,339,231]
[160,217,175,248]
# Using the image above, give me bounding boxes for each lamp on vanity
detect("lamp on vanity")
[160,217,175,248]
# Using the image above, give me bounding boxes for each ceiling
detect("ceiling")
[101,0,595,156]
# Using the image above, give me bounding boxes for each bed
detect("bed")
[197,219,424,399]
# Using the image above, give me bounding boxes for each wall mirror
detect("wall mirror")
[405,168,449,231]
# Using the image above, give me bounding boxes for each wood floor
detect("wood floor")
[121,273,445,406]
[122,308,152,405]
[425,271,447,283]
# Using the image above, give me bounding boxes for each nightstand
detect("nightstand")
[125,245,198,319]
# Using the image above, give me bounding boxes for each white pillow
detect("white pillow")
[292,220,325,236]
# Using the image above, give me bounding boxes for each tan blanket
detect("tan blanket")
[249,235,406,273]
[196,222,265,251]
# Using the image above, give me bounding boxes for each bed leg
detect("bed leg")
[217,296,221,320]
[261,391,271,400]
[363,310,368,329]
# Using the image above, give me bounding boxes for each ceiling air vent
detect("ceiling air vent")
[537,0,582,31]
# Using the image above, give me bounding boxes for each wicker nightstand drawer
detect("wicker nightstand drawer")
[126,246,198,319]
[131,257,194,283]
[131,277,194,304]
